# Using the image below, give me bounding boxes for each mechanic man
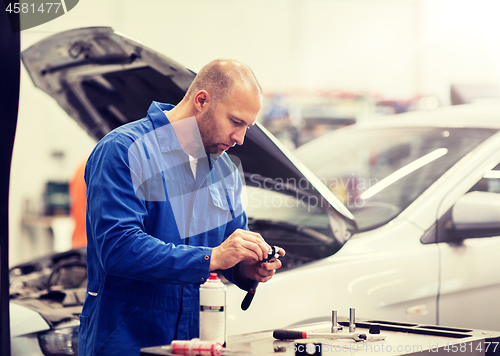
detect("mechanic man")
[78,59,284,356]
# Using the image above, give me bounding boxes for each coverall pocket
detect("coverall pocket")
[94,301,139,356]
[78,315,89,356]
[208,184,234,211]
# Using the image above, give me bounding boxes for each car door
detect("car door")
[437,160,500,331]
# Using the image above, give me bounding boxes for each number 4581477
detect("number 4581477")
[485,341,499,353]
[5,2,62,14]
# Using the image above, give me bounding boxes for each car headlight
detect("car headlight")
[38,324,79,356]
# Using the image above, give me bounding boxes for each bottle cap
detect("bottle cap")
[209,273,219,280]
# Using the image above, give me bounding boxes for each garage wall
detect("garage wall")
[419,0,500,101]
[289,0,419,98]
[10,0,500,265]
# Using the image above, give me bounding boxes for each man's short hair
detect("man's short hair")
[186,59,262,106]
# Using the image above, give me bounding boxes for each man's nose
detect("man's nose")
[231,128,246,146]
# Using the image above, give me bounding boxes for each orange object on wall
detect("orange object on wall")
[70,159,87,248]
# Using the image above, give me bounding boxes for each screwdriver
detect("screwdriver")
[241,246,282,311]
[273,329,368,342]
[273,329,386,342]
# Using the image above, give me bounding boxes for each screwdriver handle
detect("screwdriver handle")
[241,247,283,311]
[273,330,307,340]
[241,287,257,311]
[241,281,259,311]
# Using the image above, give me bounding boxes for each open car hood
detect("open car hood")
[21,26,355,228]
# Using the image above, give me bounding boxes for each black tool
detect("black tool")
[241,280,258,311]
[241,246,281,311]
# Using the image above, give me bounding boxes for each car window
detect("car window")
[469,162,500,194]
[244,186,341,270]
[295,127,498,231]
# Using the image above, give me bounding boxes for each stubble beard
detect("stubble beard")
[197,108,220,155]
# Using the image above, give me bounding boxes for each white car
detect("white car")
[12,26,500,355]
[228,102,500,335]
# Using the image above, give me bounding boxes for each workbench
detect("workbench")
[140,318,500,355]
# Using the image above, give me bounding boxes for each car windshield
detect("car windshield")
[243,186,342,270]
[295,126,498,231]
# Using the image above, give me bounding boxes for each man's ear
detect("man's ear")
[193,90,211,113]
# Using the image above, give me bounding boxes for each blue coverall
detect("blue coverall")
[78,102,252,356]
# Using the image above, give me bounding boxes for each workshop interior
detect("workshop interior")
[3,1,500,355]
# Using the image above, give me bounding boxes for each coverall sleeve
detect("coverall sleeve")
[86,137,211,285]
[218,161,256,291]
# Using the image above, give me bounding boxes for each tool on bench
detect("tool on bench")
[161,339,225,356]
[331,310,342,333]
[273,329,368,342]
[273,329,386,342]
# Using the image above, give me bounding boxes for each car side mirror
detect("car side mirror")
[449,191,500,240]
[453,191,500,229]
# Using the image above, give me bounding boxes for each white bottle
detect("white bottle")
[199,273,226,345]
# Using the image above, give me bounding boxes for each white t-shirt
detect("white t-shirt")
[188,155,198,178]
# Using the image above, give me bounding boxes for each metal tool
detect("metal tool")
[273,329,368,342]
[364,333,386,342]
[241,246,282,311]
[331,310,342,333]
[349,307,356,333]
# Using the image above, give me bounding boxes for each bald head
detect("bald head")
[166,59,262,155]
[186,59,262,106]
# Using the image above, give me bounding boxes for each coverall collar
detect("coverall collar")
[148,101,210,161]
[148,101,183,154]
[148,101,221,165]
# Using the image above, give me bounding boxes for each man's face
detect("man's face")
[197,84,262,155]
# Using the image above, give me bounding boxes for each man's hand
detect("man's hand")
[239,247,286,283]
[210,229,278,273]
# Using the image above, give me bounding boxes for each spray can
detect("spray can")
[199,273,226,345]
